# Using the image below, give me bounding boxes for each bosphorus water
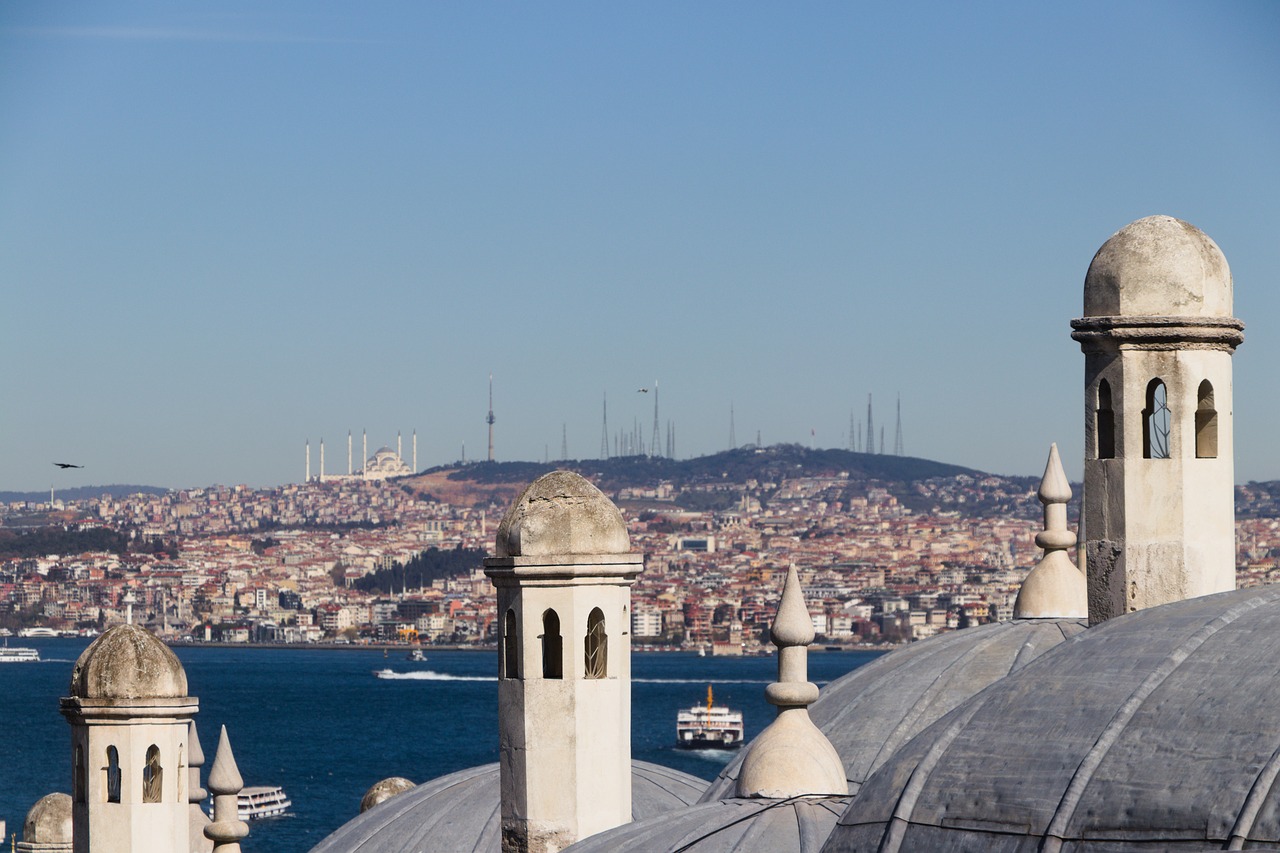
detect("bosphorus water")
[0,638,879,852]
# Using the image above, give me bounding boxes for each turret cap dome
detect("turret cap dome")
[494,470,629,557]
[23,792,72,844]
[70,623,188,699]
[1084,215,1232,318]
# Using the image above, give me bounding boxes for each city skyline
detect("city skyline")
[3,2,1279,491]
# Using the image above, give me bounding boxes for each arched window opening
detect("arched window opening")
[74,745,86,804]
[584,608,607,679]
[1143,379,1171,459]
[143,745,163,803]
[502,608,519,679]
[541,610,563,679]
[1096,379,1116,459]
[105,746,121,803]
[1196,380,1218,459]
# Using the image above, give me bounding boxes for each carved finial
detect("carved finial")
[204,727,248,853]
[735,566,847,798]
[188,721,207,803]
[1014,444,1087,619]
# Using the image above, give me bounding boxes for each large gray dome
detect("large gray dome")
[826,586,1280,852]
[563,796,849,853]
[307,761,705,853]
[700,618,1085,801]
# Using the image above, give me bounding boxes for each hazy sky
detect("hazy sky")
[3,1,1278,492]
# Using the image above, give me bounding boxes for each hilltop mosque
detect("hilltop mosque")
[16,215,1280,853]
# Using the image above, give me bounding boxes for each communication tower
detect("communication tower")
[894,395,905,456]
[486,373,496,462]
[866,394,875,455]
[600,392,609,459]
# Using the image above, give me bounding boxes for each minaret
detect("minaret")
[319,439,325,484]
[485,471,643,853]
[487,373,496,463]
[1071,216,1243,623]
[736,566,846,798]
[362,430,368,481]
[397,431,402,463]
[61,624,197,853]
[412,430,417,473]
[1014,444,1088,619]
[347,431,353,477]
[305,440,310,484]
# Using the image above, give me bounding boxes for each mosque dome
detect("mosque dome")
[22,792,72,845]
[494,470,629,557]
[307,761,706,853]
[69,623,187,699]
[561,796,849,853]
[1083,215,1232,318]
[700,617,1086,801]
[826,585,1280,852]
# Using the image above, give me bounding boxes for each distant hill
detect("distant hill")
[404,445,989,511]
[0,484,169,503]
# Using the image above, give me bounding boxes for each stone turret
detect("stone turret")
[1071,216,1243,622]
[60,624,197,853]
[17,793,73,853]
[484,471,644,853]
[1014,444,1088,619]
[736,566,847,798]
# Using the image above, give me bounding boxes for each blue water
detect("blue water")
[0,639,879,852]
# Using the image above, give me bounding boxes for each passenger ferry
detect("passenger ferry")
[234,786,292,820]
[0,640,40,663]
[676,686,744,749]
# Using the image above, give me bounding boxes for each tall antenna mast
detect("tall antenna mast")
[866,394,875,455]
[894,395,904,456]
[561,423,568,461]
[651,380,660,458]
[729,403,736,450]
[600,392,609,459]
[849,410,857,451]
[486,373,496,462]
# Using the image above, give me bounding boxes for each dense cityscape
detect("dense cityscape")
[6,451,1280,652]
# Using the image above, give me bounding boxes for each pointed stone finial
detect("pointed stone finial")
[188,721,213,853]
[204,726,248,853]
[736,566,847,798]
[1014,444,1088,619]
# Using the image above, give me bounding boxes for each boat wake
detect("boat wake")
[634,678,768,685]
[375,670,496,682]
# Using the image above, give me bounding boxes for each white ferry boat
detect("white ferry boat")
[407,648,427,662]
[0,640,40,663]
[676,686,744,750]
[235,786,292,820]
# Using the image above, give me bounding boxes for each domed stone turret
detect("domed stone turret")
[494,470,629,557]
[70,623,187,699]
[1083,215,1233,318]
[19,792,72,852]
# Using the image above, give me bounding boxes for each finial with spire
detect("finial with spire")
[736,566,847,798]
[189,721,213,852]
[204,726,248,853]
[1013,443,1088,619]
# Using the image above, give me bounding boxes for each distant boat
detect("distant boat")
[407,648,427,662]
[0,640,39,663]
[18,627,57,638]
[373,668,395,679]
[208,785,292,820]
[676,685,744,750]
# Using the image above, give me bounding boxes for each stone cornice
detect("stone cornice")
[1071,315,1244,352]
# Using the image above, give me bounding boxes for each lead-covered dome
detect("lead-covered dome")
[562,796,849,853]
[69,623,187,699]
[700,618,1085,801]
[22,792,72,846]
[308,761,706,853]
[494,470,629,557]
[826,586,1280,852]
[1083,215,1232,318]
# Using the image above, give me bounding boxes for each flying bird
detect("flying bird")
[637,388,649,393]
[53,462,84,469]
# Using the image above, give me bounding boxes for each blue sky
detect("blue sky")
[2,1,1278,491]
